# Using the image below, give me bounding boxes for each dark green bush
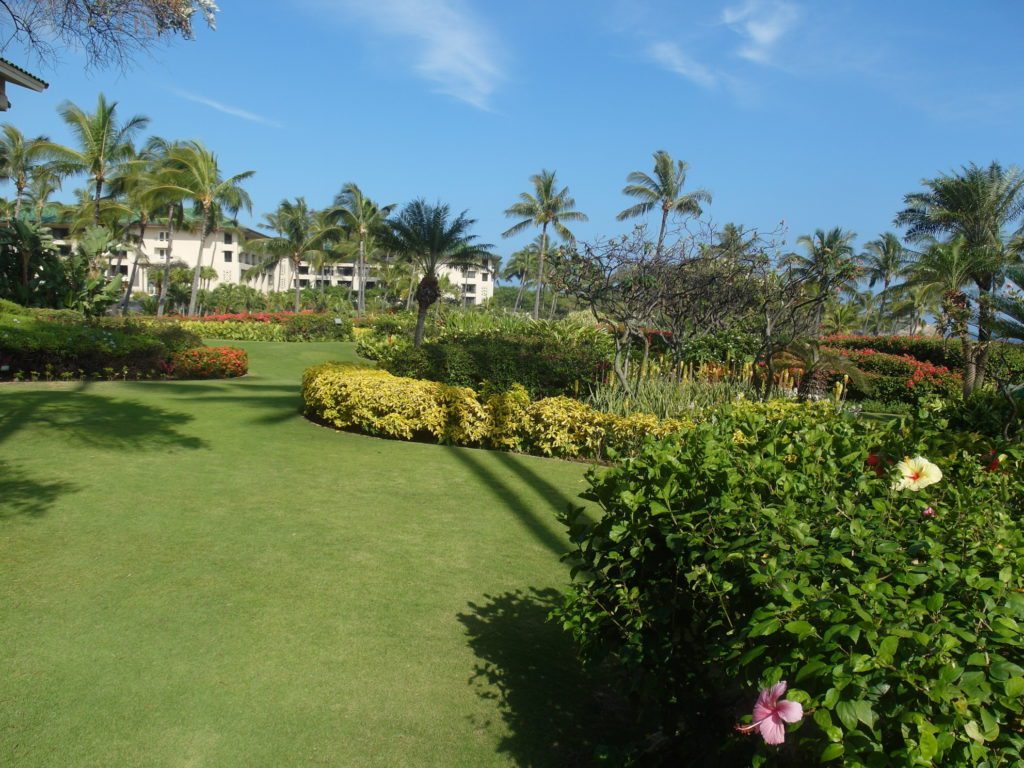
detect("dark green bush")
[382,331,611,396]
[554,402,1024,766]
[95,317,203,353]
[281,313,354,341]
[0,314,169,379]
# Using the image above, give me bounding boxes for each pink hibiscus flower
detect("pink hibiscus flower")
[736,681,804,745]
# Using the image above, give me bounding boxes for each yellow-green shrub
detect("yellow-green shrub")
[485,384,532,450]
[604,412,695,456]
[436,383,490,445]
[302,363,485,444]
[302,364,699,460]
[521,396,610,459]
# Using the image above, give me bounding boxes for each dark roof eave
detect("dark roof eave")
[0,58,48,91]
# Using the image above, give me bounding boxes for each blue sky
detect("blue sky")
[5,0,1023,259]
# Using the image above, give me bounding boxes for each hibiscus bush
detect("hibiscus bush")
[554,402,1024,766]
[169,346,248,379]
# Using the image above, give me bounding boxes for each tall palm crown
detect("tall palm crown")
[905,238,997,381]
[0,125,53,219]
[502,169,587,320]
[47,94,149,225]
[386,199,493,344]
[896,163,1024,384]
[859,232,909,333]
[149,140,253,315]
[332,182,395,316]
[789,227,859,335]
[617,150,711,255]
[247,198,342,312]
[895,163,1024,263]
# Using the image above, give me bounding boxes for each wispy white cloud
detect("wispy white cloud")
[171,89,281,127]
[319,0,503,110]
[722,0,799,64]
[647,41,717,89]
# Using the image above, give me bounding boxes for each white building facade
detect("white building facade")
[50,223,496,305]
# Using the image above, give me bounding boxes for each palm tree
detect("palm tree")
[502,170,587,320]
[502,238,541,312]
[616,150,711,256]
[246,198,342,313]
[385,200,493,344]
[859,232,909,333]
[46,94,149,226]
[896,162,1024,386]
[332,183,395,317]
[26,167,61,223]
[906,237,999,395]
[0,125,55,220]
[789,227,859,336]
[148,140,253,316]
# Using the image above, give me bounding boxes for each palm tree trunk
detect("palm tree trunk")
[357,238,366,317]
[293,256,302,313]
[533,223,548,320]
[875,278,889,335]
[548,288,557,320]
[121,219,147,315]
[656,207,669,257]
[13,178,24,220]
[513,276,524,311]
[93,178,103,226]
[187,206,210,317]
[157,206,175,317]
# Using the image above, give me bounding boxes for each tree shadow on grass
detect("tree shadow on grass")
[448,448,577,558]
[458,588,634,767]
[0,389,206,450]
[153,381,304,426]
[0,460,78,520]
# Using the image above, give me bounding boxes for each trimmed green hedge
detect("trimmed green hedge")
[380,331,613,397]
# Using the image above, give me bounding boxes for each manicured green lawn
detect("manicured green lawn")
[0,341,606,767]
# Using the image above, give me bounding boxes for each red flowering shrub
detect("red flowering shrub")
[169,346,248,379]
[821,346,961,403]
[824,334,1024,380]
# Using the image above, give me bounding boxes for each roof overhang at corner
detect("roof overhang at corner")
[0,58,48,92]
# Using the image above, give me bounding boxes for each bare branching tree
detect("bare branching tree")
[0,0,218,69]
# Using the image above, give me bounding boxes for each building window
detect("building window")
[224,232,233,245]
[466,270,476,278]
[223,251,233,262]
[156,248,167,259]
[298,265,309,275]
[464,284,476,294]
[157,231,168,241]
[481,271,489,281]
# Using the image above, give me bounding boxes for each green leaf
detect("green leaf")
[785,620,816,639]
[836,701,859,731]
[964,720,986,743]
[820,743,844,762]
[918,731,938,761]
[1005,677,1024,697]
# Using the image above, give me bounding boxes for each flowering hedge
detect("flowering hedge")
[554,403,1024,766]
[169,346,248,379]
[822,346,962,403]
[825,334,1024,381]
[301,363,693,461]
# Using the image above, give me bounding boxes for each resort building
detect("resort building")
[48,223,497,305]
